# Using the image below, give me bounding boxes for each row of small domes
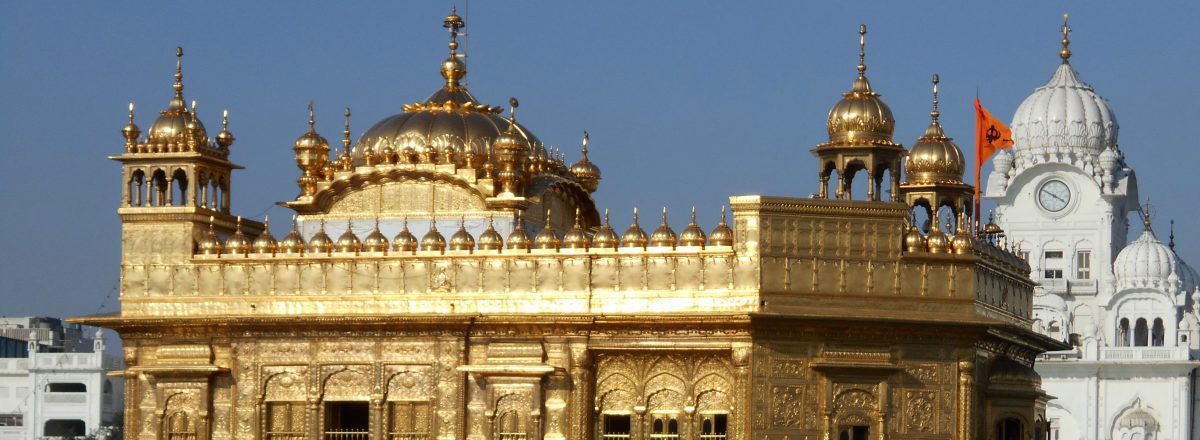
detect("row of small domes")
[198,207,734,256]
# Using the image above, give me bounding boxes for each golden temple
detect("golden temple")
[75,10,1065,440]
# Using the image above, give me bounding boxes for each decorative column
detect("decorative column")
[956,356,975,440]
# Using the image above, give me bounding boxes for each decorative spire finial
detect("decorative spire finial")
[307,100,316,132]
[1169,219,1176,251]
[128,103,136,124]
[857,24,868,76]
[1142,198,1153,230]
[691,206,697,223]
[343,107,352,151]
[930,74,940,122]
[174,47,184,98]
[222,109,229,130]
[508,97,519,124]
[1060,14,1072,63]
[581,130,590,158]
[444,5,465,56]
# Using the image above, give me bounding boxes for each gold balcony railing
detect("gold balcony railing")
[325,430,370,440]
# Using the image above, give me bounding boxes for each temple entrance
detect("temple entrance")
[837,425,869,440]
[324,401,369,440]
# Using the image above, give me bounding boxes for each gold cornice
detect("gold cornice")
[109,150,243,170]
[731,195,909,219]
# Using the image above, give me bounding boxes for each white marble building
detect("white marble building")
[986,22,1200,440]
[0,318,123,439]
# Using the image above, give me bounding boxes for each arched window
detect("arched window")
[1134,318,1149,347]
[1151,318,1165,347]
[996,417,1022,440]
[1118,318,1130,347]
[129,170,145,206]
[172,169,188,206]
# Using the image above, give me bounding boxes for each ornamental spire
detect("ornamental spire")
[930,74,940,123]
[171,47,186,108]
[1060,14,1072,63]
[857,24,868,77]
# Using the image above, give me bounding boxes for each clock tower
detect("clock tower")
[984,17,1138,338]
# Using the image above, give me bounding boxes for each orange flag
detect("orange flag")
[974,98,1014,224]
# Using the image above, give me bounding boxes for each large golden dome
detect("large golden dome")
[824,25,895,146]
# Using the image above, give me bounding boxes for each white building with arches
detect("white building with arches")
[986,21,1200,440]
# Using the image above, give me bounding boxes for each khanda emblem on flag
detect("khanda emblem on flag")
[985,125,1002,145]
[973,98,1015,221]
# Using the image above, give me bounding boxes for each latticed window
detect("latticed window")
[601,414,631,440]
[496,411,527,440]
[166,412,197,440]
[649,415,679,440]
[388,401,431,440]
[699,414,728,440]
[267,402,307,440]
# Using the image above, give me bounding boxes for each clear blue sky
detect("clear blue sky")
[2,1,1198,319]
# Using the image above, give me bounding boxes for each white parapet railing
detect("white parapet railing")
[1099,346,1190,361]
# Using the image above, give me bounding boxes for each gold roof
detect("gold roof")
[904,75,965,185]
[824,25,896,146]
[148,48,209,145]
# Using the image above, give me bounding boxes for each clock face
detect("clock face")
[1038,180,1071,212]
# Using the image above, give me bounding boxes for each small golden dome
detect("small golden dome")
[294,102,330,172]
[362,220,389,253]
[534,210,561,250]
[198,216,223,255]
[825,25,896,146]
[592,209,619,250]
[215,110,234,149]
[122,103,141,146]
[506,213,532,251]
[149,48,210,144]
[449,218,476,251]
[252,216,278,255]
[335,221,361,254]
[308,220,334,255]
[420,222,447,252]
[562,208,590,250]
[620,208,649,249]
[951,231,974,255]
[903,225,926,253]
[904,75,965,185]
[709,206,734,247]
[224,216,251,256]
[679,207,707,248]
[570,131,602,193]
[279,217,306,254]
[926,228,949,254]
[392,218,418,254]
[983,211,1004,236]
[650,208,677,248]
[478,217,504,251]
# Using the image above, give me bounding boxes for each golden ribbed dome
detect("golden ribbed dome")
[215,110,235,149]
[420,223,446,252]
[449,219,476,251]
[506,214,532,251]
[392,219,418,254]
[650,208,677,248]
[122,103,141,145]
[679,208,706,248]
[570,131,601,193]
[225,217,250,256]
[279,217,306,254]
[534,210,561,250]
[294,104,330,156]
[198,217,223,255]
[334,221,361,253]
[478,217,504,251]
[308,221,333,255]
[592,209,619,250]
[709,206,734,247]
[562,208,590,250]
[926,228,948,254]
[951,231,973,255]
[149,48,209,144]
[825,25,896,146]
[351,14,545,166]
[253,217,278,255]
[620,208,649,249]
[904,75,965,184]
[362,221,389,253]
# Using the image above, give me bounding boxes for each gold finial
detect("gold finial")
[190,100,197,117]
[508,97,519,124]
[222,110,229,130]
[633,207,639,225]
[128,103,136,124]
[930,74,940,122]
[1169,220,1176,251]
[174,47,184,97]
[123,102,141,146]
[581,130,590,156]
[444,5,465,55]
[661,207,669,225]
[1142,197,1153,230]
[857,24,868,76]
[343,107,352,151]
[1060,14,1072,62]
[307,100,316,132]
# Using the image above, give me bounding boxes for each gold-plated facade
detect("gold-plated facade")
[79,14,1063,440]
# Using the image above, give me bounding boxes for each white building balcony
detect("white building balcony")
[1099,346,1190,362]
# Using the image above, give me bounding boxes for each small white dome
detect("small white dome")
[1114,227,1196,291]
[1011,63,1118,158]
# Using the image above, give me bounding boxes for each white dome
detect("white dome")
[1114,227,1196,291]
[1011,63,1118,158]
